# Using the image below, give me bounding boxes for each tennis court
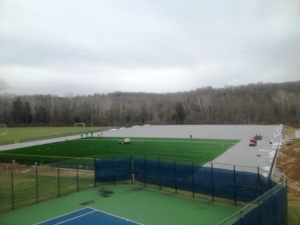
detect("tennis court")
[35,207,142,225]
[0,185,241,225]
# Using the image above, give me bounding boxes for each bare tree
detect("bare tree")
[0,78,8,91]
[0,80,299,126]
[272,90,287,116]
[194,95,211,123]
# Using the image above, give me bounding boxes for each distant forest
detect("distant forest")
[0,81,299,127]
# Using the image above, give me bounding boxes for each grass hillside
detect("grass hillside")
[0,127,107,143]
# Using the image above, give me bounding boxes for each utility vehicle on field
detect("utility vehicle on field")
[249,139,257,146]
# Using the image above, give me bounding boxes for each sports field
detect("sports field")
[0,127,107,144]
[0,137,239,165]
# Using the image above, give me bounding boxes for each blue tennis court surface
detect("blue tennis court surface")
[35,207,143,225]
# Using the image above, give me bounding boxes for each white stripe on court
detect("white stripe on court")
[34,207,95,225]
[54,210,97,225]
[35,207,144,225]
[91,208,144,225]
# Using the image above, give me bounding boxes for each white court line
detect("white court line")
[54,210,97,225]
[34,207,95,225]
[91,208,144,225]
[35,207,143,225]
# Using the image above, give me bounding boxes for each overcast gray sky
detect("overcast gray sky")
[0,0,299,96]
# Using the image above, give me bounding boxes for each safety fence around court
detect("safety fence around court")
[95,155,287,225]
[0,155,287,225]
[0,158,95,213]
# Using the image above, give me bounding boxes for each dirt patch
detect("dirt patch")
[276,126,300,201]
[0,161,29,172]
[0,162,94,179]
[283,125,296,139]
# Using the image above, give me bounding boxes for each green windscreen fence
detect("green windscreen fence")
[94,156,287,225]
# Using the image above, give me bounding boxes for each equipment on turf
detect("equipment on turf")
[254,132,262,140]
[0,124,7,128]
[124,138,131,144]
[249,139,257,146]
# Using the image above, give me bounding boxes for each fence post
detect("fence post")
[257,167,260,197]
[11,171,14,210]
[113,157,116,186]
[58,164,60,197]
[174,158,177,194]
[36,165,39,203]
[211,162,214,202]
[259,197,262,224]
[77,163,79,192]
[94,156,97,187]
[159,157,161,190]
[285,176,288,225]
[131,154,134,184]
[192,161,194,198]
[234,165,236,206]
[144,156,147,187]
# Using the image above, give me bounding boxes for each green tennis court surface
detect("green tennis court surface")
[0,185,242,225]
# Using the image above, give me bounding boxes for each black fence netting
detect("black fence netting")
[95,157,280,203]
[229,184,287,225]
[131,158,277,203]
[95,158,132,182]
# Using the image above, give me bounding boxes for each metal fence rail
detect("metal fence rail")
[0,140,14,146]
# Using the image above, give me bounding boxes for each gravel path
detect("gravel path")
[0,125,283,173]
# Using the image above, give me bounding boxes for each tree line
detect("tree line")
[0,81,299,127]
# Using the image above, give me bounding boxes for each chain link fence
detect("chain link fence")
[0,154,287,225]
[0,158,95,213]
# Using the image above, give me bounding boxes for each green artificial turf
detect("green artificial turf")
[0,137,239,165]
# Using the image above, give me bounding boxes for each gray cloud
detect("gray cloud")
[0,0,299,96]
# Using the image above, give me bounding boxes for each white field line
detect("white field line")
[79,138,235,144]
[0,130,7,136]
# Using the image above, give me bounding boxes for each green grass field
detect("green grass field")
[0,127,108,143]
[0,137,239,165]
